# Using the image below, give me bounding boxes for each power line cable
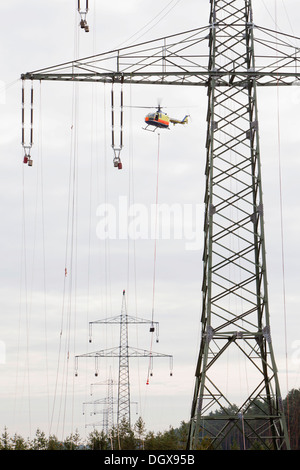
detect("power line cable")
[274,0,290,439]
[116,0,183,48]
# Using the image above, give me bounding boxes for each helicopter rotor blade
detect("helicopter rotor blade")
[123,105,155,109]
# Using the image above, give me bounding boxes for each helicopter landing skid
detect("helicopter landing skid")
[142,125,169,132]
[142,125,157,132]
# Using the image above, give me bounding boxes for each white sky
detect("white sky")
[0,0,300,443]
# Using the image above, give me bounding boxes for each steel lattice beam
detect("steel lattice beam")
[21,22,300,86]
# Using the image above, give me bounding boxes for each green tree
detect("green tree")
[47,434,64,450]
[230,439,240,450]
[284,388,300,450]
[63,430,81,450]
[11,433,28,450]
[160,426,179,449]
[177,421,189,449]
[198,435,214,450]
[134,416,146,449]
[145,427,180,450]
[250,440,266,450]
[0,427,11,450]
[144,430,157,450]
[87,429,110,450]
[115,418,137,450]
[31,428,48,450]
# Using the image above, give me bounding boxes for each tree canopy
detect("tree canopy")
[1,388,299,450]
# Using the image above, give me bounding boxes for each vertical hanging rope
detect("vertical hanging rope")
[30,81,34,150]
[147,132,161,385]
[275,0,290,438]
[151,132,161,326]
[103,83,112,317]
[111,82,115,149]
[16,164,32,437]
[38,81,50,434]
[120,81,124,149]
[49,6,83,440]
[50,76,79,442]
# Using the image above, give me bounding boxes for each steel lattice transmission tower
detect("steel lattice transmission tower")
[83,370,117,435]
[21,0,300,450]
[187,0,290,451]
[75,290,172,428]
[83,371,138,435]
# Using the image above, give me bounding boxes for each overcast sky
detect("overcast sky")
[0,0,300,443]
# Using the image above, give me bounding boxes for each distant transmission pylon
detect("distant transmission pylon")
[22,0,299,450]
[83,368,117,435]
[75,290,173,428]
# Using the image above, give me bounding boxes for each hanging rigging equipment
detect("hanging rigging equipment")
[78,0,89,32]
[22,79,34,167]
[111,79,124,169]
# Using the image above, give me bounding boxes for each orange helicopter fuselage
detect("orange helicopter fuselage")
[145,111,170,129]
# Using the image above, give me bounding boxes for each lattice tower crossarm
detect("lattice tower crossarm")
[187,0,290,451]
[21,16,300,87]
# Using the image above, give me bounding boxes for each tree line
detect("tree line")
[1,388,299,450]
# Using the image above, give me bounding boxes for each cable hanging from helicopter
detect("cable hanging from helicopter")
[78,0,89,32]
[21,78,34,167]
[111,78,124,170]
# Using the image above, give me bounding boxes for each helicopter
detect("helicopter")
[143,105,189,131]
[127,102,189,132]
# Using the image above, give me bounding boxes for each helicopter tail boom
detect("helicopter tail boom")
[170,115,189,125]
